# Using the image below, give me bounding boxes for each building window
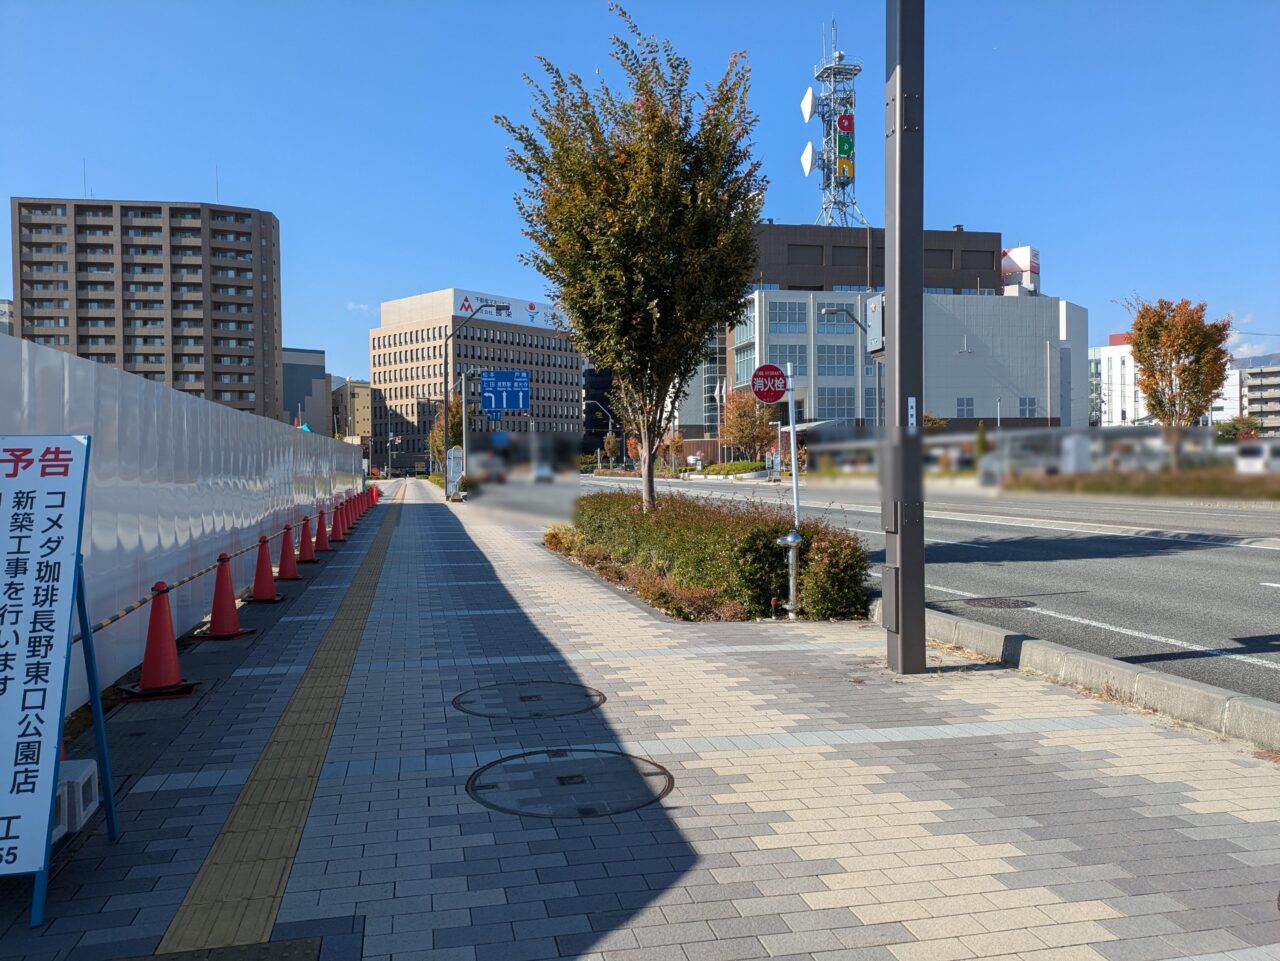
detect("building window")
[956,397,974,418]
[815,302,857,334]
[1019,397,1037,418]
[734,344,755,387]
[767,343,808,377]
[767,301,807,334]
[816,387,856,424]
[864,385,878,424]
[816,344,856,377]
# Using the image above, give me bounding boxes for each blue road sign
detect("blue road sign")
[481,370,530,411]
[486,410,502,423]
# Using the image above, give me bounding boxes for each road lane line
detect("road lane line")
[870,565,1280,673]
[1264,583,1280,588]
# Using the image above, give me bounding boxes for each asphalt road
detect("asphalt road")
[568,474,1280,704]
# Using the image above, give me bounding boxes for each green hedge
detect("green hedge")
[701,460,766,476]
[563,491,870,619]
[426,473,478,492]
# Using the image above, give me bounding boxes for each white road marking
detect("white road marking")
[870,566,1280,673]
[1264,583,1280,589]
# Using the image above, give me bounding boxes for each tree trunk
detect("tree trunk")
[638,425,657,511]
[1165,424,1183,472]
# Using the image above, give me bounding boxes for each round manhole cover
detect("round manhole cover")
[452,681,606,720]
[964,597,1036,609]
[466,749,674,818]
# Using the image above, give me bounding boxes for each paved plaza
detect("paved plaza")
[2,477,1280,961]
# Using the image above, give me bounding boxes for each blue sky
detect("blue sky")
[4,0,1278,380]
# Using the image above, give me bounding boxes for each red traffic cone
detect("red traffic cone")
[345,495,358,527]
[251,535,283,602]
[196,553,254,639]
[278,524,303,581]
[315,507,332,552]
[120,583,197,699]
[331,500,346,543]
[298,515,317,563]
[372,486,380,504]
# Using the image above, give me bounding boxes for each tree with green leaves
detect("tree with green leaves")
[1214,414,1261,444]
[428,401,463,470]
[496,6,765,510]
[1127,297,1231,470]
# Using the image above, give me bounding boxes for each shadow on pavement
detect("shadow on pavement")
[327,498,695,958]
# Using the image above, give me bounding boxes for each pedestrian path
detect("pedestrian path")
[3,477,1280,961]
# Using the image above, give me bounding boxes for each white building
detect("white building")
[1088,334,1244,428]
[681,290,1088,433]
[1088,335,1150,427]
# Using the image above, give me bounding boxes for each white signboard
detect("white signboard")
[445,446,464,500]
[453,288,565,331]
[0,435,90,875]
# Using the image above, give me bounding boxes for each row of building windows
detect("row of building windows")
[372,325,573,353]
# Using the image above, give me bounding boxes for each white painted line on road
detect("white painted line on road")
[872,565,1280,673]
[1263,583,1280,589]
[867,569,978,598]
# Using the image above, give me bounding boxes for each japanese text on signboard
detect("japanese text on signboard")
[0,436,88,875]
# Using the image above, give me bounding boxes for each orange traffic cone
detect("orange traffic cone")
[298,515,317,563]
[346,495,357,527]
[196,553,254,639]
[250,535,283,602]
[372,486,379,504]
[120,583,197,699]
[315,507,332,552]
[278,524,303,581]
[331,500,346,543]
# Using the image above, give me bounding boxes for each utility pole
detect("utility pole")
[881,0,926,674]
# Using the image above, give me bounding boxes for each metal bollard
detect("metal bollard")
[775,529,803,620]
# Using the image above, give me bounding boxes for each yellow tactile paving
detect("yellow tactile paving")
[156,487,403,955]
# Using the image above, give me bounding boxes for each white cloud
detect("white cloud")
[1232,340,1275,359]
[345,302,370,312]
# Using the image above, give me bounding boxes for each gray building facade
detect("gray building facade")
[11,197,283,419]
[283,347,332,435]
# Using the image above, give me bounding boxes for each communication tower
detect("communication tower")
[800,20,870,227]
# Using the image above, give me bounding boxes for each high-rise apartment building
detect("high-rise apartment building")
[370,288,584,470]
[10,197,283,419]
[0,299,13,336]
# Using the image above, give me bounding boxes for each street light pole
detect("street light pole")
[443,302,510,481]
[882,0,927,674]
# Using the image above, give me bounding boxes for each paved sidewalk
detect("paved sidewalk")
[3,477,1280,961]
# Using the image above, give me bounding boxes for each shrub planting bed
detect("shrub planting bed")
[700,460,767,476]
[1006,469,1280,501]
[544,491,870,621]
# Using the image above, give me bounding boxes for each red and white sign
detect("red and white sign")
[750,364,788,404]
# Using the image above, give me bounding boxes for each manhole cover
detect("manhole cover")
[964,597,1036,609]
[452,681,605,719]
[466,748,674,818]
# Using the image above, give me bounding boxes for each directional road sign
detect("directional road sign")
[481,370,530,411]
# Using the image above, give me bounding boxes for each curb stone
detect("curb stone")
[870,599,1280,753]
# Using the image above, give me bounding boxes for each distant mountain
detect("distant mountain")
[1233,351,1280,369]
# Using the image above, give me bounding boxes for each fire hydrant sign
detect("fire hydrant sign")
[751,364,788,404]
[0,435,90,876]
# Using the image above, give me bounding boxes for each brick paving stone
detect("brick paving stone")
[6,479,1280,961]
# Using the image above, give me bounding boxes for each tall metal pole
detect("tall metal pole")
[785,363,801,526]
[882,0,926,674]
[461,366,470,476]
[442,323,452,474]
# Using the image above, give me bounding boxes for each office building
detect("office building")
[680,288,1087,435]
[370,288,584,469]
[282,347,332,434]
[1088,335,1150,428]
[0,298,13,336]
[332,378,372,442]
[11,197,282,418]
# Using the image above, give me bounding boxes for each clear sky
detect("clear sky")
[4,0,1278,380]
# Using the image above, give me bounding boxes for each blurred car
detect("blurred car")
[533,462,554,483]
[1236,441,1280,474]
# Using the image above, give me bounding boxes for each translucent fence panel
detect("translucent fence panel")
[0,337,361,710]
